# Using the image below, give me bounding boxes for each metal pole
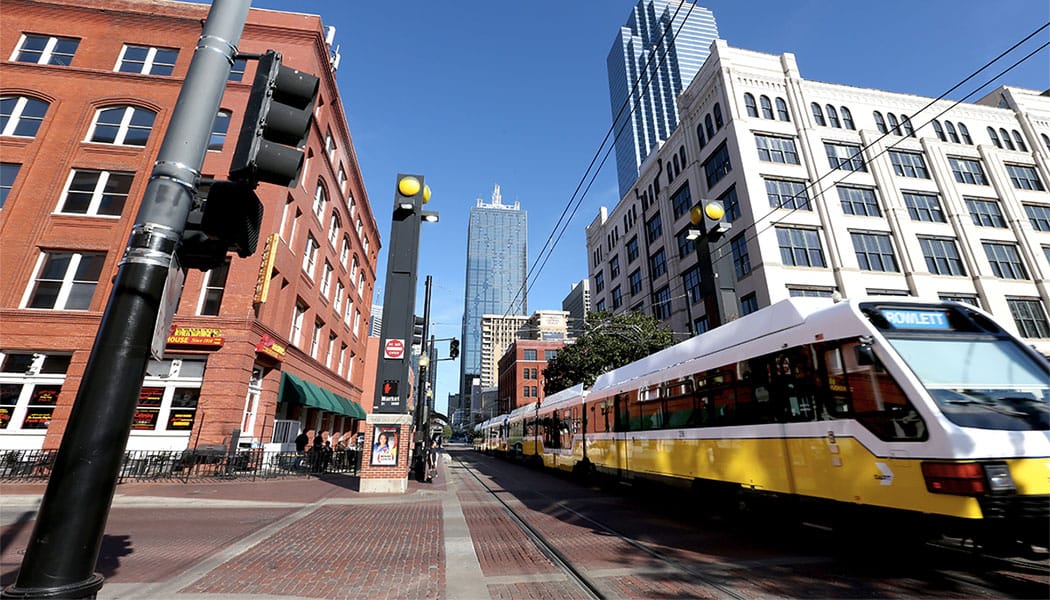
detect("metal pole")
[2,2,249,598]
[413,275,432,481]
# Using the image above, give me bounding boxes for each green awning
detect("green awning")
[279,372,366,419]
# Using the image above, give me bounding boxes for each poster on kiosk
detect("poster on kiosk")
[371,425,399,466]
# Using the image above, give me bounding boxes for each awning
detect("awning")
[279,372,367,419]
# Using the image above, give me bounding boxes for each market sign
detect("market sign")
[167,326,224,349]
[253,233,280,305]
[255,333,287,361]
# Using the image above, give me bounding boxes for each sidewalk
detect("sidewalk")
[1,447,488,600]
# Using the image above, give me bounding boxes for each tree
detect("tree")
[543,311,674,395]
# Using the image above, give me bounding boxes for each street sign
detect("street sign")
[384,338,405,360]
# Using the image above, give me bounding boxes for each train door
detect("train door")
[613,392,632,480]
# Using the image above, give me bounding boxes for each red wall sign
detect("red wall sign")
[384,339,405,359]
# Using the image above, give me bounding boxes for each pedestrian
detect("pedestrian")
[294,428,309,470]
[321,441,333,472]
[426,439,439,482]
[311,432,324,472]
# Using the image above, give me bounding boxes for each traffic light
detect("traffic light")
[690,200,731,242]
[229,50,319,187]
[178,180,264,271]
[412,315,425,348]
[449,338,459,359]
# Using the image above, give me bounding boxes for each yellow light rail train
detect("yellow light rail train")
[475,297,1050,550]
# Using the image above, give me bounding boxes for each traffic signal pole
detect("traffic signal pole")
[2,2,249,598]
[412,275,433,481]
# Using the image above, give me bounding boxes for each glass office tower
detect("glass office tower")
[459,185,527,423]
[608,0,718,198]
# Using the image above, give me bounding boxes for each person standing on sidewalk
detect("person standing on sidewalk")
[294,428,309,470]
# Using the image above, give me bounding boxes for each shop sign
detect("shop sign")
[166,326,224,349]
[22,409,53,429]
[253,233,280,305]
[255,334,287,361]
[167,410,196,430]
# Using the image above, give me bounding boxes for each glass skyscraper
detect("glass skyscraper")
[459,185,528,422]
[608,0,718,198]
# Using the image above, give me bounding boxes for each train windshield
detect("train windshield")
[886,336,1049,431]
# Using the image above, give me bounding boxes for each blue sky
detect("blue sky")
[241,0,1048,413]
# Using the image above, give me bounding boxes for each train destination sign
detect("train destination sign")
[881,309,951,330]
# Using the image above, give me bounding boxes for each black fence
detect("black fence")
[0,447,362,483]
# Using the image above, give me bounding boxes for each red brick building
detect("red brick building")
[0,0,380,453]
[497,340,565,414]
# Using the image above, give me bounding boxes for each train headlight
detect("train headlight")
[982,463,1016,493]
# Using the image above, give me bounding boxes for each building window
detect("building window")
[776,227,826,267]
[595,299,606,312]
[713,103,724,129]
[1000,128,1015,150]
[198,259,230,316]
[1,163,19,209]
[948,157,988,185]
[302,235,319,277]
[932,120,946,141]
[944,121,961,144]
[987,127,1002,148]
[545,350,558,361]
[811,103,825,126]
[696,123,706,150]
[24,251,106,310]
[228,57,246,81]
[523,349,537,361]
[840,107,855,130]
[982,242,1028,280]
[851,232,899,272]
[1007,298,1050,338]
[889,150,929,178]
[901,115,916,137]
[838,186,881,217]
[887,113,901,136]
[671,184,692,219]
[918,237,966,276]
[594,271,604,293]
[320,261,333,297]
[608,255,620,280]
[56,169,134,216]
[328,213,341,246]
[0,352,71,432]
[755,134,799,164]
[324,129,336,160]
[676,227,694,258]
[902,192,945,222]
[649,248,667,278]
[939,293,980,307]
[291,302,307,345]
[703,143,732,189]
[87,106,156,146]
[116,44,178,76]
[1,96,49,138]
[740,293,759,316]
[208,110,230,151]
[12,34,79,65]
[1005,164,1045,191]
[333,281,344,315]
[730,234,751,278]
[874,111,887,133]
[965,197,1006,228]
[825,142,866,172]
[626,236,639,263]
[776,98,790,122]
[682,266,702,305]
[652,286,672,320]
[719,186,741,222]
[788,287,835,298]
[645,213,663,244]
[628,269,642,296]
[1024,203,1050,231]
[760,96,774,119]
[826,105,840,128]
[705,114,715,139]
[765,178,810,210]
[313,182,327,219]
[310,320,324,359]
[1011,131,1028,152]
[744,93,757,117]
[611,286,623,309]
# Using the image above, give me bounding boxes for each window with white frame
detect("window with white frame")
[12,34,79,66]
[765,178,810,210]
[353,310,361,337]
[850,231,899,272]
[337,165,347,193]
[948,157,988,185]
[346,351,355,380]
[302,235,319,277]
[837,186,881,217]
[1,163,19,209]
[208,110,231,151]
[291,302,307,346]
[320,261,333,297]
[1,96,49,137]
[197,259,230,316]
[776,227,826,267]
[755,134,799,164]
[326,333,337,369]
[889,150,929,178]
[328,212,340,246]
[337,344,347,375]
[965,197,1006,228]
[340,237,351,267]
[1006,298,1050,338]
[23,251,106,310]
[982,242,1028,280]
[86,106,156,146]
[132,358,205,436]
[313,182,327,219]
[825,142,866,171]
[56,169,134,216]
[918,236,966,276]
[903,192,945,222]
[310,319,324,359]
[344,296,353,326]
[357,272,365,295]
[0,352,71,432]
[1024,203,1050,231]
[115,44,178,76]
[1005,164,1045,191]
[325,129,336,160]
[333,282,344,315]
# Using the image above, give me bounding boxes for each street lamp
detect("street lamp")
[688,201,738,330]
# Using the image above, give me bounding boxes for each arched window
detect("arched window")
[86,105,156,146]
[1011,130,1027,152]
[900,114,915,137]
[776,98,790,121]
[760,96,773,119]
[713,103,724,129]
[696,123,706,149]
[341,236,351,267]
[932,120,946,141]
[704,114,715,140]
[887,113,900,136]
[328,211,341,245]
[825,105,840,128]
[987,127,1002,148]
[840,106,855,130]
[208,109,231,151]
[999,128,1015,150]
[811,103,826,126]
[744,93,758,117]
[873,111,887,134]
[944,121,960,144]
[1041,133,1050,152]
[958,122,973,145]
[1,95,50,137]
[313,180,327,218]
[670,155,679,182]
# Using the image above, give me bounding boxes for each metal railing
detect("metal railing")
[0,447,362,483]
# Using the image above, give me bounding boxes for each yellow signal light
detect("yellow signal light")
[704,201,725,221]
[423,185,432,204]
[398,176,421,197]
